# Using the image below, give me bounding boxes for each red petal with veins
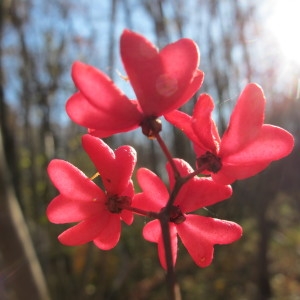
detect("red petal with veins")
[82,135,136,195]
[66,92,141,137]
[177,215,242,267]
[71,61,142,123]
[223,124,294,164]
[192,94,221,155]
[220,83,265,156]
[212,162,270,185]
[143,220,161,243]
[164,110,198,142]
[58,213,110,246]
[93,214,121,250]
[132,168,169,212]
[166,159,232,212]
[46,195,104,224]
[121,209,133,225]
[121,29,202,116]
[143,220,178,269]
[166,158,194,189]
[175,178,232,213]
[48,159,105,202]
[120,182,134,225]
[213,125,294,184]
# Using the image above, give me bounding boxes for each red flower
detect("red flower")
[166,83,294,184]
[46,135,136,250]
[66,29,204,138]
[132,159,242,268]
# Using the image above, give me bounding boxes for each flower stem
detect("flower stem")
[155,133,180,179]
[154,134,210,299]
[159,215,181,300]
[122,205,159,219]
[183,164,208,181]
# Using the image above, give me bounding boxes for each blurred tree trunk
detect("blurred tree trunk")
[0,1,51,299]
[255,168,282,300]
[257,206,272,300]
[107,0,117,79]
[0,130,51,300]
[9,0,40,220]
[0,0,22,202]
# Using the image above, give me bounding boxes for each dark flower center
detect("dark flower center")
[169,205,186,224]
[105,194,132,213]
[140,116,162,139]
[197,151,222,173]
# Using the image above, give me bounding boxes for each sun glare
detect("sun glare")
[266,0,300,65]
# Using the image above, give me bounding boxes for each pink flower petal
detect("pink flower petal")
[121,29,201,116]
[82,135,136,194]
[132,168,169,212]
[212,162,270,185]
[177,215,242,267]
[143,219,161,243]
[93,214,121,250]
[66,92,140,137]
[71,61,142,123]
[164,110,198,143]
[192,94,221,155]
[58,213,110,246]
[119,182,134,224]
[120,209,133,225]
[211,125,294,184]
[178,70,204,111]
[46,195,104,224]
[165,159,232,212]
[223,124,294,164]
[131,194,155,214]
[166,159,194,190]
[143,220,177,269]
[72,61,126,106]
[109,149,136,193]
[158,223,178,270]
[220,83,265,157]
[175,178,232,213]
[166,94,220,158]
[47,159,105,202]
[120,181,135,198]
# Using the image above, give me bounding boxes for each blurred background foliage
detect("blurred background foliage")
[0,0,299,299]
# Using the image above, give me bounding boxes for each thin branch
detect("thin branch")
[155,133,180,179]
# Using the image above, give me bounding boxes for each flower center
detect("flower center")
[105,194,132,214]
[140,116,162,139]
[197,151,222,173]
[169,205,186,224]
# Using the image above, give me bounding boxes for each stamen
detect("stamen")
[116,69,129,81]
[106,194,132,214]
[197,151,222,173]
[89,172,100,181]
[169,205,186,224]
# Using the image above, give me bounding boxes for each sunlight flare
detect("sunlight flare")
[266,0,300,65]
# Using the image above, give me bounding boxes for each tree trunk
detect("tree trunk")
[0,129,51,300]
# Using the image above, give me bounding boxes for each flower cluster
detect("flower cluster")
[47,30,294,270]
